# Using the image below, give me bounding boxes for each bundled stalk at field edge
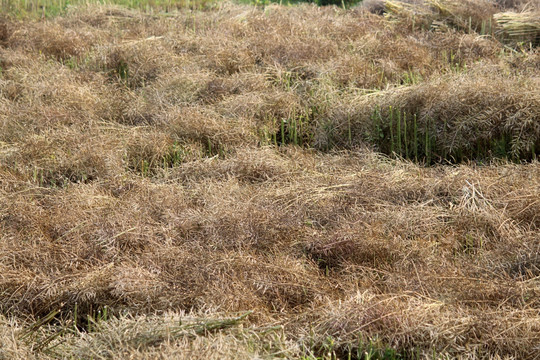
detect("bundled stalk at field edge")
[384,0,438,28]
[384,0,497,34]
[495,11,540,46]
[427,0,497,33]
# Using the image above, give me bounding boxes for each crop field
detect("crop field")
[0,0,539,358]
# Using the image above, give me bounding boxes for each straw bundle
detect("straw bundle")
[495,11,540,45]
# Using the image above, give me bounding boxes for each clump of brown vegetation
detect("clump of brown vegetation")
[0,1,539,358]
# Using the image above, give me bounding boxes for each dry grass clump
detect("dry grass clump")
[7,22,97,61]
[332,67,540,161]
[300,293,540,358]
[1,1,539,358]
[2,149,540,357]
[91,37,180,89]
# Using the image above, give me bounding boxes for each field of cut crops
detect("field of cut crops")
[0,0,539,358]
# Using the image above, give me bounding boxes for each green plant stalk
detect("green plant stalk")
[425,119,431,164]
[294,117,298,145]
[442,120,447,160]
[271,117,277,146]
[371,106,379,148]
[347,115,352,146]
[403,111,408,158]
[396,109,402,156]
[389,106,394,155]
[287,118,292,144]
[73,303,78,331]
[413,113,418,161]
[141,160,149,177]
[293,116,298,145]
[281,119,285,145]
[297,115,302,146]
[301,114,307,147]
